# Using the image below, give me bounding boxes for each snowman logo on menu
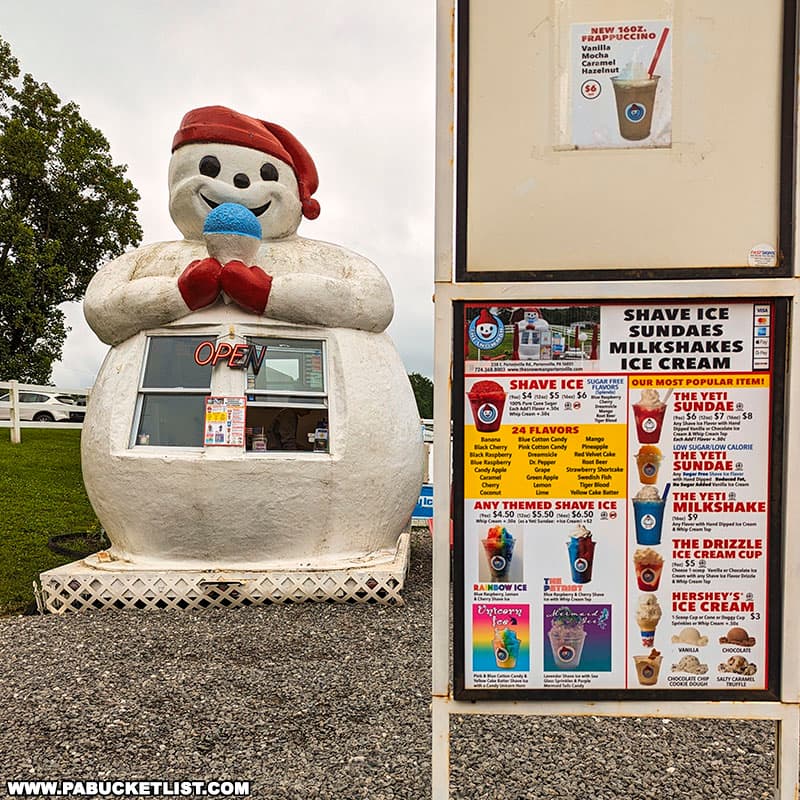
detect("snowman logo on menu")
[80,105,424,569]
[468,308,504,350]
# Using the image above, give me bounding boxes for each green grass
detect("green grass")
[0,428,100,615]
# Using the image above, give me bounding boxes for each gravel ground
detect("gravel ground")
[0,531,781,799]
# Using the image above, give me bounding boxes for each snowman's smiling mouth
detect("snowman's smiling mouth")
[200,194,271,217]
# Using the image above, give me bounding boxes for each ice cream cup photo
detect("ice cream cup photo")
[635,445,662,484]
[493,627,521,669]
[481,526,515,580]
[567,525,595,584]
[467,380,507,433]
[611,75,660,141]
[633,547,664,592]
[634,649,663,685]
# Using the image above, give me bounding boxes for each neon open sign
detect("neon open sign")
[193,341,268,373]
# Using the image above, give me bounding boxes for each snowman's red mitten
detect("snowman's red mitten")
[178,258,223,310]
[220,261,272,315]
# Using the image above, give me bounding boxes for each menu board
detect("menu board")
[454,300,784,699]
[204,396,246,447]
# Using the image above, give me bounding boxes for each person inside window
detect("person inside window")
[268,408,312,451]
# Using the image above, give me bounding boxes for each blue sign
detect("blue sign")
[413,483,434,520]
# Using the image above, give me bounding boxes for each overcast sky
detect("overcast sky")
[1,1,437,387]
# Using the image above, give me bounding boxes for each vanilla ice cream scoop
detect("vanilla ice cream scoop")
[671,627,709,646]
[203,202,262,264]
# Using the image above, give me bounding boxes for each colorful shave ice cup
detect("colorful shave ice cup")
[481,526,515,580]
[567,525,595,584]
[635,445,662,484]
[634,649,663,685]
[467,380,506,433]
[547,607,586,670]
[611,75,660,141]
[493,626,521,669]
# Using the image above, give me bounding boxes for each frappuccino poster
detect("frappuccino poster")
[458,300,783,697]
[570,20,672,149]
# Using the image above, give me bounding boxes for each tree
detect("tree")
[0,36,142,383]
[408,372,433,419]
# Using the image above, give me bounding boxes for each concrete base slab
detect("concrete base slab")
[37,533,411,613]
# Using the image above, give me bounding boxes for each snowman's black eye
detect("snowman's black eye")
[260,162,279,181]
[199,156,221,178]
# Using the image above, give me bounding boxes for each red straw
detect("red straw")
[647,27,670,77]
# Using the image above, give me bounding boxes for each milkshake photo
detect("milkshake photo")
[632,483,669,545]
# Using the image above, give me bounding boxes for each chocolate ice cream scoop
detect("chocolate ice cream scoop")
[719,626,756,647]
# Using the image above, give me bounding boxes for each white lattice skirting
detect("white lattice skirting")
[36,533,411,613]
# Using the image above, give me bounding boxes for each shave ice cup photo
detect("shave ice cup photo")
[633,547,664,592]
[481,526,515,580]
[547,607,587,670]
[467,380,506,433]
[632,388,671,444]
[632,483,669,545]
[635,445,662,484]
[492,625,521,669]
[566,524,595,584]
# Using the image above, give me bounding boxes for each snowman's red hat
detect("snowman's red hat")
[172,105,321,220]
[476,309,496,326]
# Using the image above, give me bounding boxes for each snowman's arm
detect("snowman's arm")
[84,245,194,346]
[265,249,394,332]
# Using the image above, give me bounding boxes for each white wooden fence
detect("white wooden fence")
[0,380,89,443]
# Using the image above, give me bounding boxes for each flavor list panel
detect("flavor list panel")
[460,301,775,694]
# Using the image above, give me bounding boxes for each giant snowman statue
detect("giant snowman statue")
[81,105,425,574]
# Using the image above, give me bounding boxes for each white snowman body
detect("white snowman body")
[81,107,425,569]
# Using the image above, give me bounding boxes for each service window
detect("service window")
[244,337,328,452]
[133,336,213,447]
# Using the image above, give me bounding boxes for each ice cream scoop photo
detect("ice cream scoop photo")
[719,627,756,647]
[671,627,709,647]
[671,655,708,675]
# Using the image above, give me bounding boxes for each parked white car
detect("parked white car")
[0,390,83,422]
